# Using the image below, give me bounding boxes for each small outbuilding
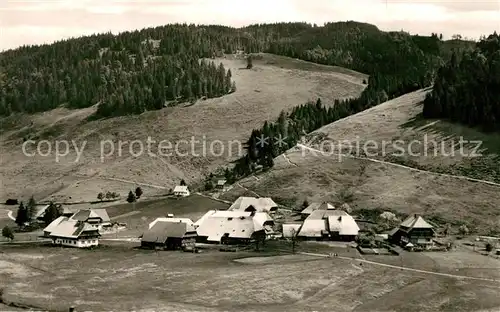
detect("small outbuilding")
[173,185,190,197]
[216,179,229,191]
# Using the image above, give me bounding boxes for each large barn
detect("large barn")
[194,210,274,244]
[227,197,278,213]
[298,207,359,241]
[300,202,335,220]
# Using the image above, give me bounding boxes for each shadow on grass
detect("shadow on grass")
[397,104,500,183]
[400,112,428,129]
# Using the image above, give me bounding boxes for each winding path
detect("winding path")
[6,210,15,221]
[236,182,261,197]
[282,154,298,167]
[298,251,500,283]
[296,143,500,188]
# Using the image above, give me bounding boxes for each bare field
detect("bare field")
[0,242,499,312]
[0,53,367,203]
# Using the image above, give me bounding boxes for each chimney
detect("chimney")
[414,214,418,218]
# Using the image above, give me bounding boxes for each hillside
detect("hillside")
[0,21,477,202]
[221,89,500,235]
[0,54,367,202]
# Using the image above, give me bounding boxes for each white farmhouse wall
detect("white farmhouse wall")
[53,238,99,248]
[174,191,190,197]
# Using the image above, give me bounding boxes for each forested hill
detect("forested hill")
[423,32,500,131]
[0,22,471,118]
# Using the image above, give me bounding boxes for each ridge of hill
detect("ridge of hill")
[0,21,466,119]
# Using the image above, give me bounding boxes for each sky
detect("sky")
[0,0,499,51]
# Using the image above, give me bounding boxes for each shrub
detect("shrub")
[2,226,14,241]
[127,191,136,203]
[135,187,143,199]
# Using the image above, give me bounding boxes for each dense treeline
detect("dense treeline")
[95,57,235,117]
[0,22,468,118]
[229,74,392,179]
[423,32,500,131]
[0,25,245,117]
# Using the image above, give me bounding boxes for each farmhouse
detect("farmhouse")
[300,202,335,220]
[195,210,274,244]
[216,179,229,191]
[227,196,278,213]
[69,208,111,230]
[49,220,101,248]
[141,218,197,250]
[389,214,435,249]
[298,208,360,241]
[173,185,190,197]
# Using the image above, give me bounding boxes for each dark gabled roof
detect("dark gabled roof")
[400,215,434,230]
[388,227,400,237]
[141,221,195,243]
[70,209,110,222]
